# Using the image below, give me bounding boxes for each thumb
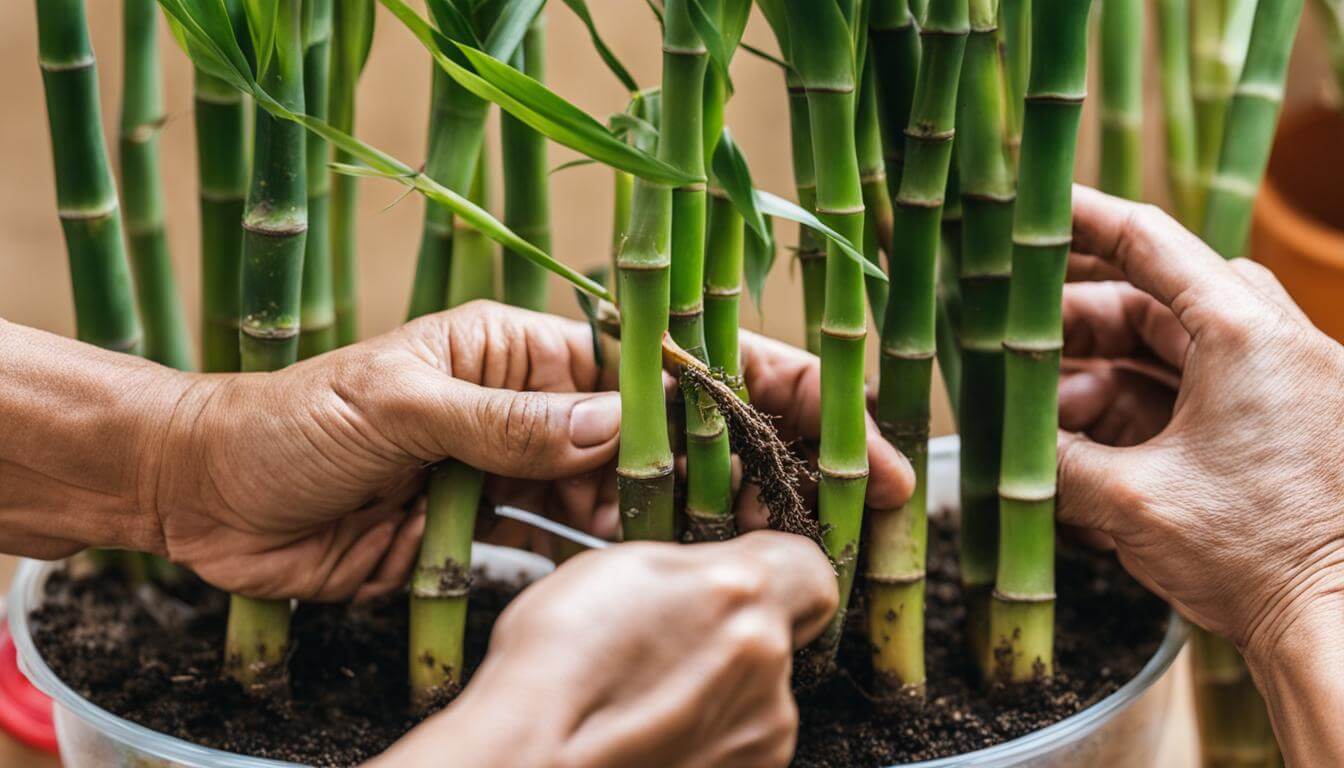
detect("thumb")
[428,381,621,479]
[1056,430,1143,536]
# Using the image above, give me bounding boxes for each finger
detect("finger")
[864,412,915,511]
[421,383,622,480]
[738,331,819,441]
[1071,186,1258,336]
[1067,252,1126,282]
[1060,365,1177,446]
[1063,281,1190,369]
[354,510,425,602]
[723,532,839,646]
[1056,431,1146,536]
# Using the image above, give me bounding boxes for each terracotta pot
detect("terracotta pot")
[1251,105,1344,342]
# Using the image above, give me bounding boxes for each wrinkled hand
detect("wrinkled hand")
[372,532,837,768]
[152,302,913,602]
[1056,187,1344,663]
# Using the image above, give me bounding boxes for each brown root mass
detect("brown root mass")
[678,363,822,548]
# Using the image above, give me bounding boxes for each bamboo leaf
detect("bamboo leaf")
[425,0,480,45]
[744,215,776,313]
[549,157,598,174]
[335,0,377,76]
[559,0,641,91]
[610,112,660,147]
[739,41,790,71]
[711,128,769,244]
[780,0,855,88]
[644,0,665,25]
[573,266,612,368]
[241,0,277,76]
[481,0,547,61]
[687,0,737,93]
[754,190,886,281]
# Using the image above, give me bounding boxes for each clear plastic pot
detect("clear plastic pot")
[9,437,1187,767]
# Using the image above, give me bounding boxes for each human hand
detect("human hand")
[371,532,837,768]
[152,301,624,601]
[1055,187,1344,665]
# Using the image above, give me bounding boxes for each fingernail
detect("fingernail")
[570,393,621,448]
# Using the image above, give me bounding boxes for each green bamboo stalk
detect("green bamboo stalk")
[870,0,969,697]
[407,68,489,319]
[300,0,336,359]
[871,0,922,213]
[501,15,551,312]
[226,0,307,695]
[410,459,483,708]
[36,0,143,355]
[1202,0,1305,260]
[329,0,374,346]
[410,144,496,709]
[196,66,248,373]
[120,0,192,369]
[759,0,826,355]
[936,157,963,416]
[998,0,1029,165]
[1192,0,1256,223]
[955,0,1015,670]
[660,0,732,542]
[1098,0,1144,200]
[780,0,870,678]
[989,0,1092,684]
[1157,0,1200,225]
[858,52,895,322]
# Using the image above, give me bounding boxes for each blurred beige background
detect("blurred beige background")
[0,1,1337,766]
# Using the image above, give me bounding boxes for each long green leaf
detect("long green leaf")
[711,128,769,244]
[559,0,640,91]
[481,0,546,61]
[744,215,776,313]
[754,190,885,281]
[425,0,480,45]
[160,0,613,304]
[688,0,736,93]
[241,0,277,76]
[379,0,695,184]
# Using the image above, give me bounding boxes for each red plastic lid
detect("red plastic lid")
[0,623,58,754]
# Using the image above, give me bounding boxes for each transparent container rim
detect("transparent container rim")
[7,437,1189,768]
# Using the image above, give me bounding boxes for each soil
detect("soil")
[29,518,1167,768]
[791,518,1169,766]
[30,571,513,766]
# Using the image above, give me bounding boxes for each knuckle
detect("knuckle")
[707,561,771,607]
[724,616,792,667]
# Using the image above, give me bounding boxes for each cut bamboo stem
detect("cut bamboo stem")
[120,0,192,370]
[36,0,143,355]
[989,0,1093,684]
[225,0,308,696]
[871,0,969,698]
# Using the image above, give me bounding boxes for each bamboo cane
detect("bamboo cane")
[1192,0,1256,223]
[998,0,1029,165]
[661,0,732,543]
[1156,0,1200,225]
[870,0,969,697]
[36,0,143,355]
[501,15,551,312]
[1098,0,1144,200]
[225,0,307,696]
[328,0,374,346]
[300,0,336,359]
[121,0,192,370]
[955,0,1015,670]
[196,65,248,373]
[989,0,1092,684]
[936,158,963,414]
[759,0,826,355]
[780,0,870,678]
[858,52,896,322]
[1202,0,1305,260]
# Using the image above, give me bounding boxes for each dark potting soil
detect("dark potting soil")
[30,518,1167,768]
[791,517,1169,766]
[30,571,512,766]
